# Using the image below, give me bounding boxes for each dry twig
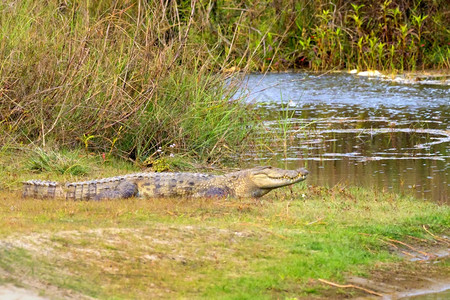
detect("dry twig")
[318,278,383,297]
[376,238,398,249]
[423,225,450,246]
[306,217,325,226]
[401,250,417,258]
[386,238,432,258]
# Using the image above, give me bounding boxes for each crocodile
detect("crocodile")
[22,166,308,200]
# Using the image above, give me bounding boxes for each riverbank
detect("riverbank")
[1,1,448,297]
[0,153,448,299]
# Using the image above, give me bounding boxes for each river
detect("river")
[237,72,449,203]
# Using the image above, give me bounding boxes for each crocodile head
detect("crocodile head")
[229,166,309,198]
[248,166,308,188]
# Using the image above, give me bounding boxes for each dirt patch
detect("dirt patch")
[316,241,450,299]
[348,259,449,299]
[0,284,49,300]
[0,269,94,300]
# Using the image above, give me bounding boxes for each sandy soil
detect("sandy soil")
[0,284,48,300]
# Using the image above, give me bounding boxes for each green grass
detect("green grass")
[0,175,448,298]
[25,148,92,176]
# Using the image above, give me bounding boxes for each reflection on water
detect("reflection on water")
[238,72,449,202]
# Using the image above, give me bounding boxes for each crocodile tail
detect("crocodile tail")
[22,180,65,198]
[64,177,126,200]
[65,181,100,200]
[22,179,109,200]
[23,175,132,200]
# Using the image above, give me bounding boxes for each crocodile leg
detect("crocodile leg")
[94,180,139,200]
[194,186,233,198]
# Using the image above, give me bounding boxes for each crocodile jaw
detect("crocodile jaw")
[249,166,309,189]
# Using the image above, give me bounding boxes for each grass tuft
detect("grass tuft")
[26,149,90,176]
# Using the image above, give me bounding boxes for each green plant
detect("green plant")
[377,42,386,70]
[389,44,396,70]
[357,37,364,69]
[411,14,428,67]
[367,34,379,70]
[26,149,90,176]
[350,3,365,36]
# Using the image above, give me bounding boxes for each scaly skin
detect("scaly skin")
[22,166,308,200]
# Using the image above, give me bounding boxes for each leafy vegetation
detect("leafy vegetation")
[200,0,449,71]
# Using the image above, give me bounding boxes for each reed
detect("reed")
[0,0,255,165]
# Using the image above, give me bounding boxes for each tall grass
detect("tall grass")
[0,0,254,164]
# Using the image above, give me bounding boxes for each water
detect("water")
[237,72,449,202]
[399,287,450,299]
